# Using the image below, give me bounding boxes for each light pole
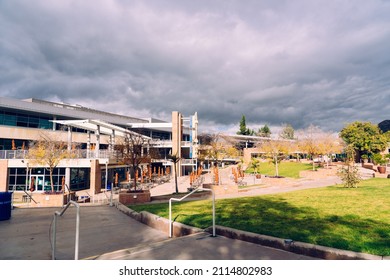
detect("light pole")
[107,160,113,207]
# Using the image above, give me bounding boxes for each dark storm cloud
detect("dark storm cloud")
[1,0,390,134]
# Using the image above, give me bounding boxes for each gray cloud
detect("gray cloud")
[1,0,390,134]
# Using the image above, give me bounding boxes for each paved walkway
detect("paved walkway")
[0,205,316,260]
[2,163,377,260]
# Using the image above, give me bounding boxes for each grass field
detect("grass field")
[245,161,313,178]
[131,178,390,256]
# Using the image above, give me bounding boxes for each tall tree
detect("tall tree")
[237,115,253,135]
[339,121,388,160]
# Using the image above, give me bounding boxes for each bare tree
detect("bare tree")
[115,132,150,191]
[28,133,71,192]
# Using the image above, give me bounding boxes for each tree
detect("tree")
[339,121,388,161]
[237,115,254,135]
[115,132,150,191]
[198,133,240,166]
[249,157,261,174]
[279,123,295,140]
[28,133,71,192]
[317,132,343,168]
[297,125,326,171]
[167,153,181,194]
[337,145,361,188]
[259,138,291,177]
[258,124,271,138]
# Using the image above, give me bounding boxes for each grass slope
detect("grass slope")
[131,178,390,256]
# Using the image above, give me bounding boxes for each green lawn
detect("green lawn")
[245,161,313,178]
[131,178,390,256]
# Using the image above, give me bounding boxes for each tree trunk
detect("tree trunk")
[50,168,54,192]
[275,155,279,177]
[174,163,178,194]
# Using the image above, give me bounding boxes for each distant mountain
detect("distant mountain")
[378,120,390,133]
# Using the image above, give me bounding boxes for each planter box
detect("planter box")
[119,190,151,205]
[31,193,69,207]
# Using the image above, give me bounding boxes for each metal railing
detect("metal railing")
[52,201,80,260]
[169,187,215,238]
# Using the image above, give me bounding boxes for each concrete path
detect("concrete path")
[0,205,316,260]
[1,164,358,260]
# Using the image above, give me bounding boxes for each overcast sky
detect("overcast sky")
[1,0,389,134]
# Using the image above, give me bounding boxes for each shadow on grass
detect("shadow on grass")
[174,197,390,256]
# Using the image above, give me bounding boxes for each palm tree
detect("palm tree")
[167,153,181,194]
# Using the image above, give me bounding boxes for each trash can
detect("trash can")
[0,192,12,221]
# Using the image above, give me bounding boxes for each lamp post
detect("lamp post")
[106,160,113,206]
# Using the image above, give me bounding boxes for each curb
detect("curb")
[116,202,203,237]
[205,225,388,260]
[116,202,389,260]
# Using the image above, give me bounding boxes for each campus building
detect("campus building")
[0,97,198,195]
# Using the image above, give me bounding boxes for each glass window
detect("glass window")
[3,113,16,126]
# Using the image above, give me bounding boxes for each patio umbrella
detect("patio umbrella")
[30,177,35,192]
[61,176,65,191]
[12,139,16,150]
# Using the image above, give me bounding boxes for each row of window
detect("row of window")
[7,167,90,192]
[0,109,89,133]
[0,110,53,129]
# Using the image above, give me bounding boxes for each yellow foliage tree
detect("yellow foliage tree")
[28,134,71,192]
[259,139,292,177]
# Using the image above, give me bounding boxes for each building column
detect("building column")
[172,111,182,177]
[90,159,101,195]
[87,132,91,158]
[95,125,100,157]
[0,160,9,192]
[67,126,72,151]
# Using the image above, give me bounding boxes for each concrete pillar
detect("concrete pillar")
[67,126,72,151]
[87,132,91,158]
[95,125,100,156]
[65,167,71,192]
[90,159,101,194]
[172,111,182,176]
[52,116,57,131]
[112,129,115,152]
[0,160,9,192]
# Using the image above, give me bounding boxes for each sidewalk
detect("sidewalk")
[0,205,316,260]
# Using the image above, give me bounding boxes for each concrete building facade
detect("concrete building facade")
[0,97,198,194]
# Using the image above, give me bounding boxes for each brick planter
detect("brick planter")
[119,190,151,205]
[31,193,67,207]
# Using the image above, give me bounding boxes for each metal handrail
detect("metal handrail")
[169,187,215,238]
[52,200,80,260]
